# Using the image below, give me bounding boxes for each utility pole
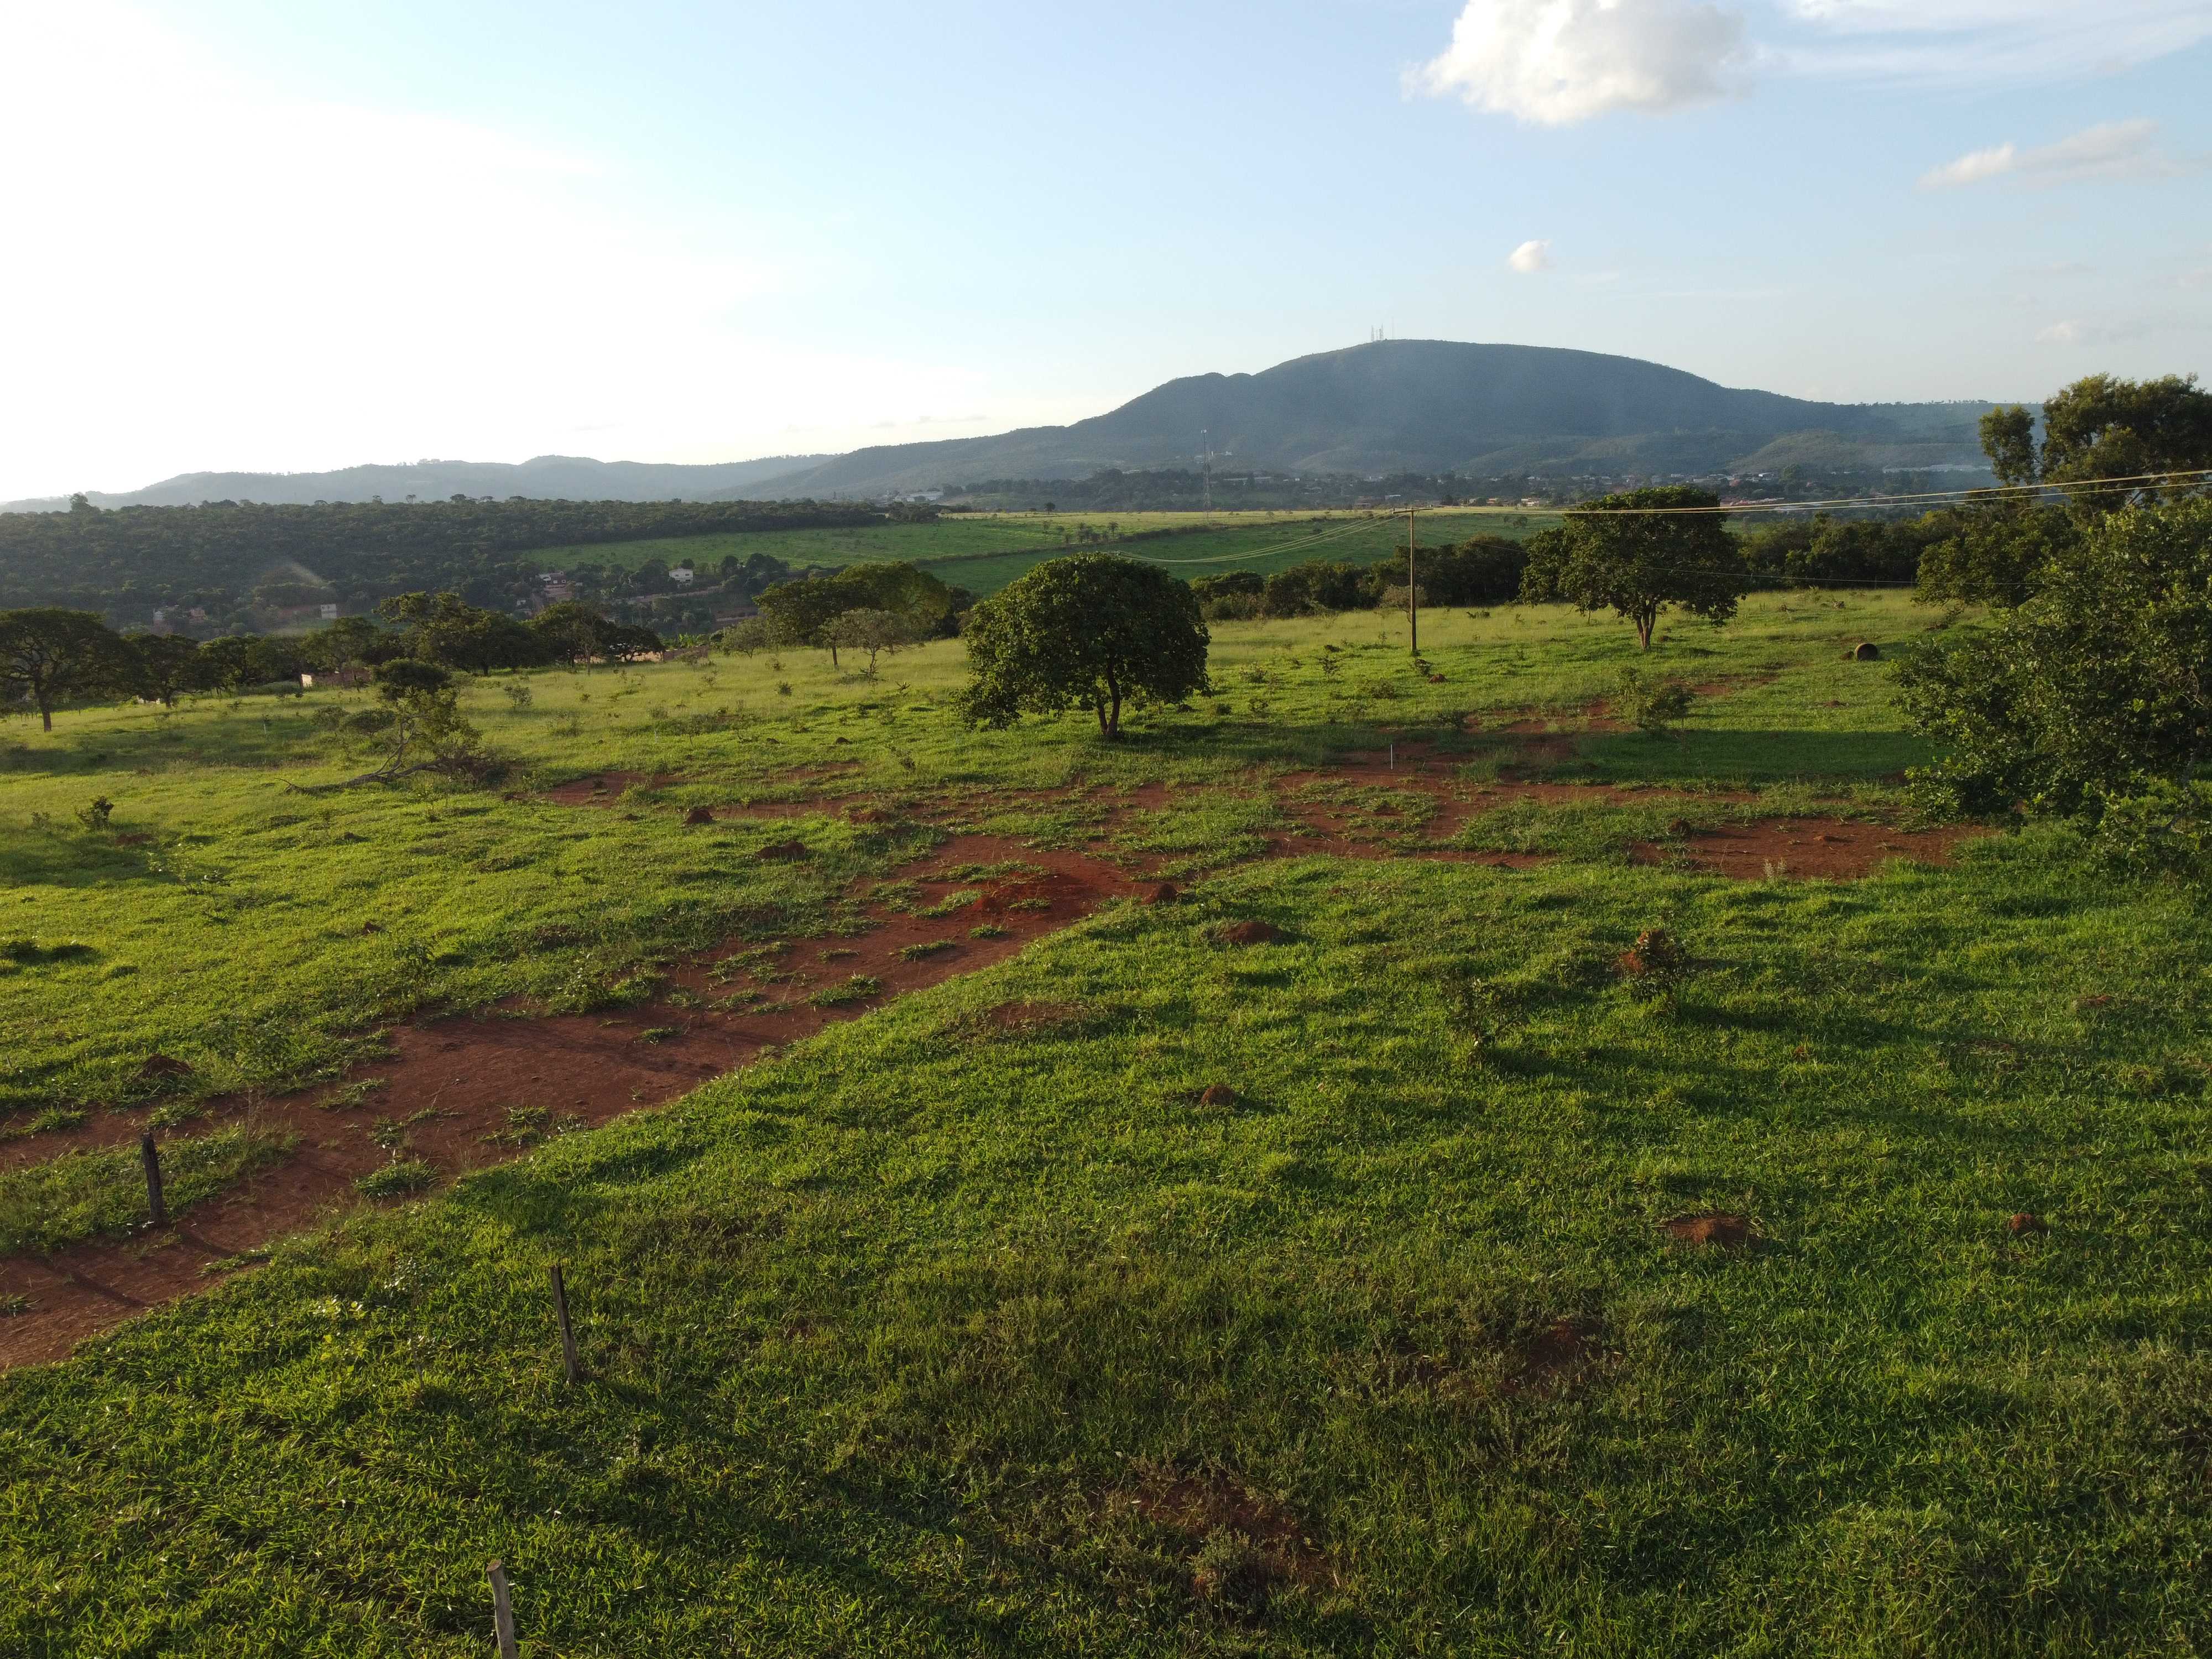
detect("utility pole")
[1200,430,1213,522]
[1407,506,1418,659]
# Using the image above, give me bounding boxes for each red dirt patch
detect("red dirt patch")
[2009,1212,2047,1235]
[1663,1213,1752,1248]
[1198,1084,1238,1107]
[1635,817,1981,880]
[0,836,1138,1371]
[541,770,684,805]
[754,839,810,862]
[1145,881,1181,905]
[1216,921,1287,946]
[137,1055,192,1080]
[1516,1314,1600,1394]
[1118,1468,1331,1593]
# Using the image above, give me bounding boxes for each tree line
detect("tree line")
[0,495,885,622]
[0,594,668,731]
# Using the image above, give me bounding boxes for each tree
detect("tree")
[531,600,611,668]
[823,608,914,675]
[1893,499,2212,855]
[756,562,955,666]
[1914,504,2081,608]
[306,614,397,672]
[128,633,203,706]
[1519,488,1747,649]
[958,554,1208,739]
[1981,375,2212,514]
[195,633,305,692]
[0,609,134,730]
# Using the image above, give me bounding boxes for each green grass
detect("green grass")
[11,587,2212,1651]
[530,508,1561,596]
[0,1124,293,1255]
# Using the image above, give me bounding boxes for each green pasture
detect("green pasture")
[9,587,2212,1652]
[529,507,1561,597]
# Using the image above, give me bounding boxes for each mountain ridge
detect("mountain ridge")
[3,341,2006,513]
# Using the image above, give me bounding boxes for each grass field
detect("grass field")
[532,507,1560,597]
[7,590,2212,1653]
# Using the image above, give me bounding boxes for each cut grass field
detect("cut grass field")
[6,589,2211,1653]
[531,507,1560,596]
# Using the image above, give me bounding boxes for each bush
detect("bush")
[1895,498,2212,841]
[1613,667,1695,735]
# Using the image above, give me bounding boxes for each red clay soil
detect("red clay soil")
[1119,1469,1332,1590]
[0,837,1135,1369]
[1639,817,1978,880]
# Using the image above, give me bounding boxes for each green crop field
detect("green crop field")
[528,507,1562,597]
[6,589,2211,1655]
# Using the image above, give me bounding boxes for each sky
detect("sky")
[1,0,2207,499]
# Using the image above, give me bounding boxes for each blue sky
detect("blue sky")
[2,0,2206,497]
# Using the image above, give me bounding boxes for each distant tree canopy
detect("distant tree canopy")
[754,562,956,667]
[528,601,661,667]
[1895,498,2212,874]
[1186,535,1529,622]
[1520,488,1748,648]
[959,554,1208,739]
[1741,512,1954,588]
[0,496,883,620]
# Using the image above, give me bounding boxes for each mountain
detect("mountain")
[736,341,1999,497]
[0,453,833,514]
[2,341,2004,515]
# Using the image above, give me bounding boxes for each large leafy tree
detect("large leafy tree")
[1520,487,1747,649]
[1894,498,2212,841]
[127,633,204,706]
[0,609,134,730]
[957,554,1207,739]
[1981,374,2212,509]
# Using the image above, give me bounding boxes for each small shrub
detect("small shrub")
[1443,972,1519,1054]
[76,797,114,831]
[502,681,534,711]
[969,923,1010,940]
[635,1026,679,1044]
[1617,927,1694,1002]
[1614,667,1695,735]
[0,1292,30,1318]
[898,940,958,961]
[354,1158,437,1198]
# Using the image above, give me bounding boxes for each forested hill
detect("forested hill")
[0,453,834,514]
[745,340,2002,497]
[0,498,880,620]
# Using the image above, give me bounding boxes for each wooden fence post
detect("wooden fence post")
[140,1133,167,1229]
[488,1560,518,1659]
[549,1264,582,1384]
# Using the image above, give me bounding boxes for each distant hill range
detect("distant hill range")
[0,453,832,514]
[4,341,2004,513]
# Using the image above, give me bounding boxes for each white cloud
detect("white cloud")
[1921,119,2199,189]
[2037,317,2156,345]
[1775,1,2212,85]
[1509,239,1556,273]
[1415,1,2212,121]
[1411,0,1748,126]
